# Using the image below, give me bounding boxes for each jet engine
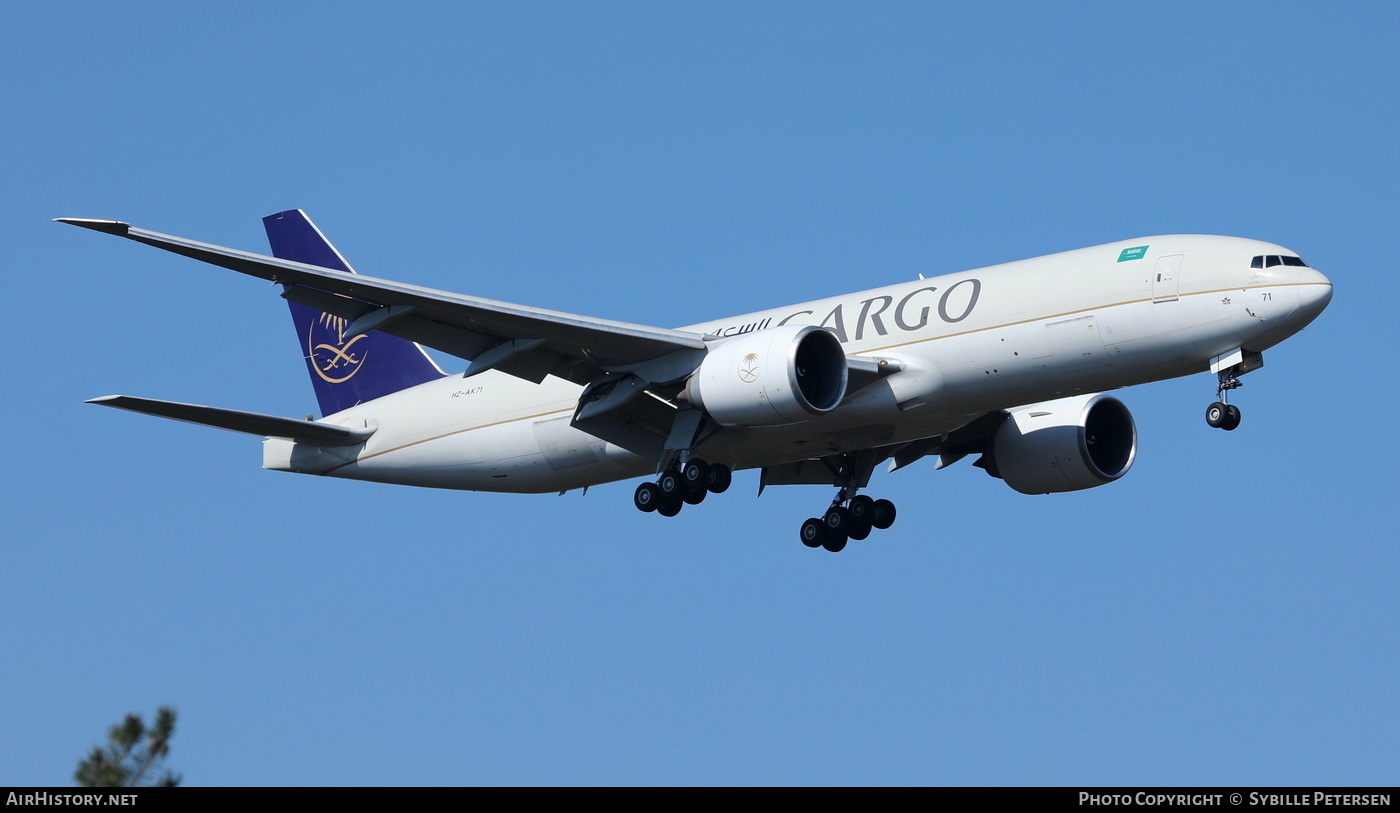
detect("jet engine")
[686,324,847,427]
[987,393,1137,494]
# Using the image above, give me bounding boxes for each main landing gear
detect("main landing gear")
[1205,369,1243,431]
[799,491,897,553]
[634,458,733,517]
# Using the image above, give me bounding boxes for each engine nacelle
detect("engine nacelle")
[687,324,848,427]
[989,393,1137,495]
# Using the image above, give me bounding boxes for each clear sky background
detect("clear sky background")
[3,2,1396,787]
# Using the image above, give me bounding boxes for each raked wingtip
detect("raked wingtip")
[54,218,131,236]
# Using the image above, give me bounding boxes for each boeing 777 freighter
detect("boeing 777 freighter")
[60,211,1332,551]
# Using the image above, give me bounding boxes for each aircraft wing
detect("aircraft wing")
[57,218,708,385]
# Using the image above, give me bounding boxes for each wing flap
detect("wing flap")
[87,395,374,446]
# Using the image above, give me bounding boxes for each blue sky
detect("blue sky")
[4,2,1397,786]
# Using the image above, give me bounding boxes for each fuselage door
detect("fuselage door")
[1153,254,1182,303]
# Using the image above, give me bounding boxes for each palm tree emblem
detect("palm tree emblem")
[738,353,760,383]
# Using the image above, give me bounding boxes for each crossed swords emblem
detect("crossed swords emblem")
[308,314,368,384]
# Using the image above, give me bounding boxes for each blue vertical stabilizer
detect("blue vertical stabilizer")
[264,209,444,416]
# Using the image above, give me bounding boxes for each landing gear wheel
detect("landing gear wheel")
[846,496,875,541]
[1205,401,1228,429]
[682,486,707,505]
[681,459,710,491]
[706,464,732,494]
[800,517,825,548]
[658,469,684,501]
[871,499,897,530]
[1222,404,1242,431]
[824,505,852,536]
[820,508,851,551]
[633,482,661,513]
[657,499,682,517]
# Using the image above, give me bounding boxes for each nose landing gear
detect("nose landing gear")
[1205,349,1265,432]
[1206,369,1243,431]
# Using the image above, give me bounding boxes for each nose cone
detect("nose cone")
[1294,267,1333,323]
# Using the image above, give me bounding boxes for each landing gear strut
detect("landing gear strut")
[634,459,732,517]
[1206,369,1243,431]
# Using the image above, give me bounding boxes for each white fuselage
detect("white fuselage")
[262,235,1332,492]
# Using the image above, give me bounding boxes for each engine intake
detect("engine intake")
[989,393,1137,494]
[687,325,848,427]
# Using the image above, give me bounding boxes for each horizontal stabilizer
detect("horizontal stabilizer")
[86,395,374,446]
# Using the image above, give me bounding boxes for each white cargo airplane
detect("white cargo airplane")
[60,211,1332,551]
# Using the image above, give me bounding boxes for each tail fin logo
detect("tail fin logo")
[738,353,760,383]
[307,312,368,383]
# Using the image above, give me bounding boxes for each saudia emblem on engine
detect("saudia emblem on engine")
[738,353,760,383]
[308,312,368,383]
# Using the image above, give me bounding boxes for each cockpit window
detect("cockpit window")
[1252,254,1309,269]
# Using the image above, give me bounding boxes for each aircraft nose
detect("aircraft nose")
[1295,266,1333,319]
